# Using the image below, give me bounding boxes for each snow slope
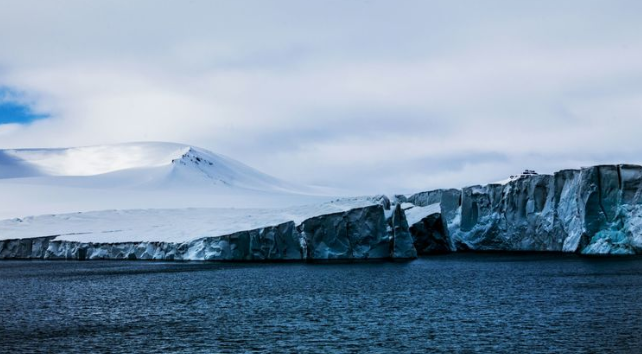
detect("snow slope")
[0,197,382,243]
[0,142,336,220]
[0,143,188,177]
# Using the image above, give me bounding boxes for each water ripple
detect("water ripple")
[1,254,642,353]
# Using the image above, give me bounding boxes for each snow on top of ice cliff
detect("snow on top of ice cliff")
[0,196,384,243]
[404,203,441,225]
[492,170,540,185]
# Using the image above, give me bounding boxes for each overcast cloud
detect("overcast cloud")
[1,0,641,194]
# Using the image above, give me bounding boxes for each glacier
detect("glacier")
[403,164,642,255]
[0,197,416,261]
[1,142,641,260]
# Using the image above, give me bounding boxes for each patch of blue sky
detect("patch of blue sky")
[0,87,47,124]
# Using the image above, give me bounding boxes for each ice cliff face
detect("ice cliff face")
[0,200,418,261]
[2,164,642,261]
[406,165,642,255]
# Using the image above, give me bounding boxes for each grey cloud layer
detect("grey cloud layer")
[0,0,641,194]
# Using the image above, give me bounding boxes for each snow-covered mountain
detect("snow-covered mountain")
[0,142,391,256]
[0,142,335,219]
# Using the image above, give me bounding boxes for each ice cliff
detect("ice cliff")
[0,200,417,261]
[403,164,642,255]
[2,164,642,261]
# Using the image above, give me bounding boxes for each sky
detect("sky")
[0,0,641,194]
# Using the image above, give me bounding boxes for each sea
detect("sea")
[1,254,641,353]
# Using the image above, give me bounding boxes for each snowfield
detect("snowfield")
[0,142,337,220]
[0,197,383,243]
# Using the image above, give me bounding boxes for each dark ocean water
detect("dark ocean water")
[1,255,641,354]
